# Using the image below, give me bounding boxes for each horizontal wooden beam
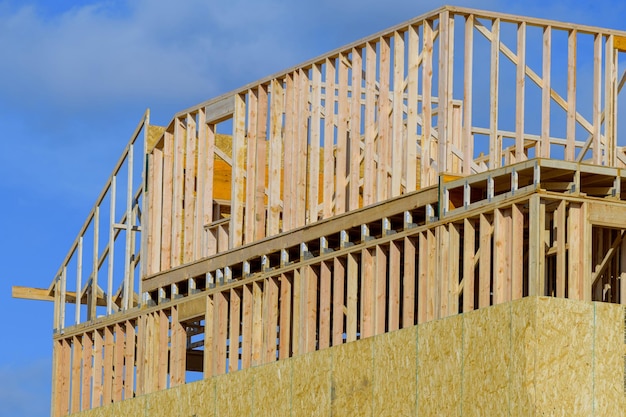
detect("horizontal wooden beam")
[12,286,108,307]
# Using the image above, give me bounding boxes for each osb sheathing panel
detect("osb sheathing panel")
[462,302,511,416]
[215,370,253,416]
[70,297,626,417]
[372,326,418,416]
[417,314,463,416]
[291,348,332,416]
[593,303,626,415]
[145,383,180,416]
[510,297,537,416]
[252,358,292,416]
[534,297,594,416]
[330,337,374,417]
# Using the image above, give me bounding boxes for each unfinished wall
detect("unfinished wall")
[71,297,626,417]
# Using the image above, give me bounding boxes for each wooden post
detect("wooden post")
[268,79,284,235]
[229,288,241,372]
[213,291,228,375]
[203,295,214,377]
[184,114,197,263]
[421,21,434,187]
[378,37,391,199]
[349,48,362,210]
[333,257,346,344]
[392,31,405,197]
[403,237,416,327]
[566,30,577,161]
[541,26,552,158]
[511,204,524,300]
[489,18,500,168]
[263,277,279,363]
[406,25,419,191]
[231,94,246,248]
[309,65,322,223]
[464,15,475,174]
[323,58,336,219]
[363,42,376,205]
[479,213,492,307]
[528,195,545,296]
[360,249,375,337]
[515,22,526,162]
[278,275,292,359]
[346,253,359,341]
[336,54,349,214]
[463,218,476,312]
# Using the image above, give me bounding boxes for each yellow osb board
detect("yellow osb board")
[462,302,511,416]
[330,338,374,417]
[110,394,147,416]
[70,297,626,417]
[593,302,626,415]
[252,359,292,416]
[145,384,180,416]
[372,326,418,416]
[417,314,463,416]
[534,297,594,416]
[510,297,537,415]
[214,370,253,416]
[291,349,332,416]
[179,378,216,417]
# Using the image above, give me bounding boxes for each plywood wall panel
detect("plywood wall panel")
[417,314,463,416]
[510,297,537,416]
[372,327,418,416]
[592,303,626,416]
[534,297,593,416]
[253,358,292,416]
[215,370,253,417]
[291,350,332,417]
[462,303,511,416]
[330,338,374,417]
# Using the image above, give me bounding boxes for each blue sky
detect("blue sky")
[1,0,625,416]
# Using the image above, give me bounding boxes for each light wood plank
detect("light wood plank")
[231,94,247,247]
[332,257,345,345]
[212,291,228,375]
[229,288,241,372]
[541,26,551,158]
[566,30,577,160]
[184,114,197,262]
[378,36,391,200]
[489,18,500,168]
[421,22,434,186]
[241,284,253,367]
[245,89,259,244]
[81,332,92,410]
[406,25,419,191]
[392,31,405,197]
[268,79,284,235]
[363,42,377,205]
[323,58,336,219]
[511,204,524,300]
[350,47,362,210]
[278,274,292,359]
[123,321,135,398]
[255,86,268,240]
[264,277,279,363]
[515,22,526,162]
[346,253,359,341]
[360,249,374,337]
[479,213,492,307]
[309,65,322,223]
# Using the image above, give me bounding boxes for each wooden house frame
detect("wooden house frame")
[12,6,626,416]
